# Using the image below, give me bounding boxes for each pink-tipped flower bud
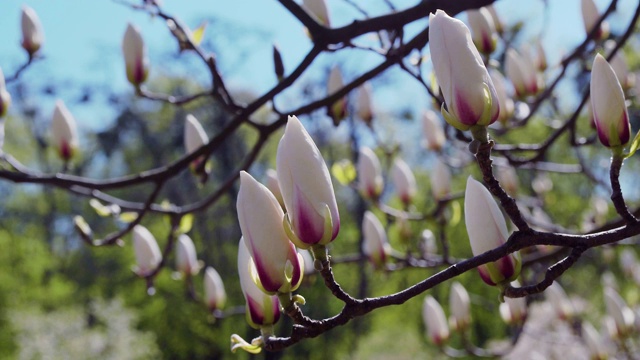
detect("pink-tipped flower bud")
[431,159,451,201]
[265,169,285,209]
[391,157,417,206]
[422,110,446,151]
[467,8,497,54]
[327,66,346,126]
[582,321,609,360]
[545,281,577,321]
[429,10,500,130]
[184,114,209,173]
[132,225,162,276]
[362,211,391,268]
[499,289,527,325]
[485,5,503,34]
[506,48,542,98]
[204,266,227,311]
[302,0,331,27]
[605,40,635,91]
[423,296,450,345]
[238,237,281,329]
[357,83,374,125]
[449,282,471,332]
[237,171,303,294]
[581,0,609,41]
[0,68,11,118]
[176,234,201,276]
[21,6,44,57]
[604,287,635,338]
[357,147,383,200]
[496,166,519,196]
[535,39,548,71]
[51,100,78,162]
[122,23,149,87]
[276,116,340,249]
[591,54,630,148]
[464,177,521,286]
[489,70,514,125]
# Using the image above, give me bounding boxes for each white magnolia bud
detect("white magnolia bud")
[204,266,226,311]
[122,23,149,87]
[423,296,450,345]
[21,6,44,56]
[51,100,78,161]
[391,157,417,206]
[176,234,201,276]
[133,225,162,276]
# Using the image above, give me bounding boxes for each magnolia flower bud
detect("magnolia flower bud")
[273,44,285,81]
[265,169,285,209]
[184,114,208,155]
[176,234,201,276]
[327,66,346,126]
[506,48,541,97]
[545,282,576,320]
[489,70,514,125]
[21,6,44,56]
[420,229,438,257]
[133,225,162,276]
[122,23,149,87]
[0,68,11,118]
[464,177,521,286]
[238,237,281,329]
[605,40,635,90]
[485,5,503,34]
[276,116,340,248]
[499,296,527,325]
[581,0,609,40]
[422,296,450,345]
[496,166,519,196]
[357,83,374,125]
[362,211,391,268]
[591,54,630,148]
[357,147,383,200]
[604,287,635,338]
[467,8,497,54]
[430,159,451,201]
[535,39,548,71]
[429,10,499,130]
[582,321,609,360]
[391,157,417,206]
[422,110,446,151]
[302,0,330,27]
[237,171,303,294]
[204,266,227,311]
[51,100,78,161]
[449,282,471,332]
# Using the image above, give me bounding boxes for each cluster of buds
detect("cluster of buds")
[235,115,340,338]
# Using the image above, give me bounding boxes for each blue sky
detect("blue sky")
[0,0,635,133]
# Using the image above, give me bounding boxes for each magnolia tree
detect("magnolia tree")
[2,0,640,358]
